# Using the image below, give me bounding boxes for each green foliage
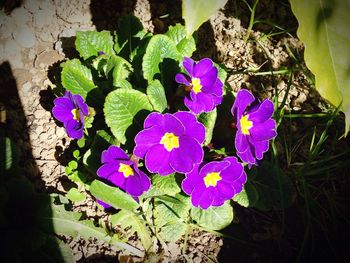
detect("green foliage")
[75,31,115,60]
[198,108,217,145]
[142,35,180,81]
[104,88,153,144]
[89,180,139,211]
[290,0,350,135]
[182,0,228,36]
[146,79,168,112]
[248,162,295,211]
[191,201,234,230]
[67,188,86,202]
[165,24,196,57]
[106,55,133,89]
[233,181,259,208]
[154,194,191,241]
[111,210,153,251]
[61,59,95,99]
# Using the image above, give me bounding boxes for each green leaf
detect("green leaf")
[146,80,167,112]
[191,201,233,230]
[104,88,152,144]
[182,0,228,36]
[290,0,350,135]
[67,188,86,202]
[154,194,190,241]
[106,55,133,89]
[152,173,181,196]
[89,180,139,211]
[198,108,217,145]
[39,200,142,257]
[75,31,115,60]
[165,24,196,57]
[250,162,295,211]
[232,181,259,208]
[61,59,95,99]
[0,136,20,173]
[111,210,152,251]
[142,35,180,81]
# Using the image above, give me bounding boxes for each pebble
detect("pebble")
[34,109,46,119]
[11,7,32,26]
[22,82,32,93]
[13,25,36,48]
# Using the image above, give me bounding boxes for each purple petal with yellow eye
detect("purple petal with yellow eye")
[176,57,223,114]
[182,158,246,209]
[232,89,277,166]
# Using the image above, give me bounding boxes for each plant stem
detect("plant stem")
[243,0,259,45]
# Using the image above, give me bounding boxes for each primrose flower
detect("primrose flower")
[52,91,88,139]
[97,146,151,199]
[134,111,205,175]
[231,89,277,166]
[175,57,223,114]
[182,157,247,209]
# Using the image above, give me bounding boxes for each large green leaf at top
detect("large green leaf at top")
[290,0,350,135]
[165,24,196,57]
[89,180,139,211]
[191,201,233,230]
[182,0,228,36]
[61,59,95,99]
[142,35,181,81]
[75,31,115,60]
[104,89,153,144]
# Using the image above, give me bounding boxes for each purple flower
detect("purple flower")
[182,157,247,209]
[134,111,205,175]
[175,57,223,114]
[52,91,89,139]
[97,146,151,200]
[231,89,277,166]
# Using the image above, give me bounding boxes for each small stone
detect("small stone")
[34,9,55,28]
[13,25,36,48]
[34,109,46,119]
[11,7,31,26]
[22,82,32,93]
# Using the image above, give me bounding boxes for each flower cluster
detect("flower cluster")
[55,57,277,210]
[52,91,88,139]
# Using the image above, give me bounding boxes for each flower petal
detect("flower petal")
[145,144,174,175]
[175,73,190,86]
[202,77,223,97]
[185,91,215,114]
[97,163,116,179]
[144,112,164,129]
[193,58,213,78]
[235,130,249,153]
[191,183,206,207]
[108,171,127,189]
[183,57,195,75]
[64,119,84,139]
[237,146,256,166]
[199,160,231,178]
[197,187,215,209]
[249,99,274,123]
[73,94,89,116]
[231,89,255,120]
[52,97,74,122]
[125,174,145,196]
[174,111,205,144]
[250,119,277,141]
[220,157,244,181]
[216,181,235,199]
[97,200,112,209]
[254,140,269,160]
[170,136,203,173]
[134,125,163,158]
[181,163,201,195]
[199,67,218,88]
[101,146,129,163]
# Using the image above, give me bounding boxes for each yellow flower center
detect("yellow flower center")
[240,114,253,135]
[204,172,222,188]
[71,108,80,121]
[160,132,180,151]
[191,77,202,94]
[118,163,134,178]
